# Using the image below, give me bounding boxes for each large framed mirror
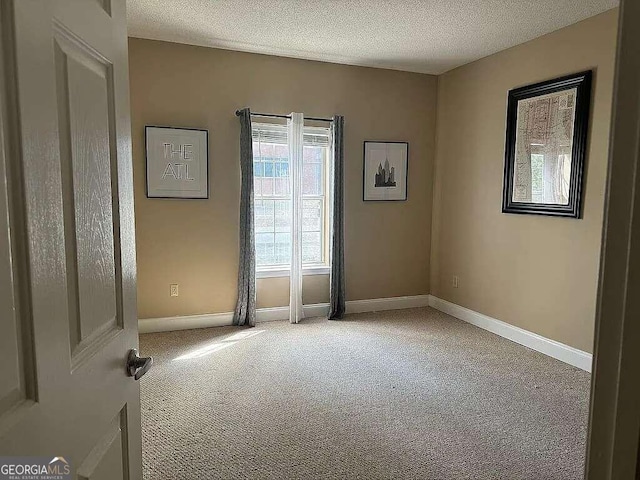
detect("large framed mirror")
[502,71,592,217]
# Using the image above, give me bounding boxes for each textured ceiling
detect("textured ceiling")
[126,0,618,75]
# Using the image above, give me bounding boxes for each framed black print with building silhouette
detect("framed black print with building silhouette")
[363,141,408,201]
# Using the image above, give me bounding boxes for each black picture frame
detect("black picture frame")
[502,70,592,218]
[145,125,209,199]
[362,141,409,202]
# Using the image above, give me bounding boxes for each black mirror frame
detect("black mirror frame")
[502,70,592,218]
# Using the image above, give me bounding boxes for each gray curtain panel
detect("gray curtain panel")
[233,108,256,327]
[329,115,346,319]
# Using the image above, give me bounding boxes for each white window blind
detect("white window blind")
[252,123,331,147]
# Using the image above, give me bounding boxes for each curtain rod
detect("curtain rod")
[235,110,333,123]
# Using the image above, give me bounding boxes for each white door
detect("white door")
[586,1,640,478]
[0,0,144,478]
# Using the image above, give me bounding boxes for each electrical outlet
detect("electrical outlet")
[452,276,459,288]
[170,284,179,297]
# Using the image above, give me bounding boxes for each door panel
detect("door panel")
[0,1,141,478]
[0,0,37,435]
[0,70,34,421]
[0,137,23,414]
[95,0,113,17]
[77,408,128,480]
[53,23,122,366]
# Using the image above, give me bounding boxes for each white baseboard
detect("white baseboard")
[139,294,430,334]
[138,311,234,334]
[255,303,331,323]
[138,294,591,373]
[346,294,430,313]
[428,295,593,372]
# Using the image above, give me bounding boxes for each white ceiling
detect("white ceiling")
[126,0,618,75]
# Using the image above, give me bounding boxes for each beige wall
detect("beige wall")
[131,10,617,350]
[129,39,437,319]
[431,9,618,353]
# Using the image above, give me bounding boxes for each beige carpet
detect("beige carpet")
[139,307,590,480]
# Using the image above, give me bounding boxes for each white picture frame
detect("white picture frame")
[145,126,209,199]
[363,141,408,201]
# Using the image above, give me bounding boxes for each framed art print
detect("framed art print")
[363,141,408,201]
[145,126,209,199]
[502,71,592,217]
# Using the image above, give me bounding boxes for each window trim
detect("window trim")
[252,121,332,270]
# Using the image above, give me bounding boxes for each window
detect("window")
[530,153,544,203]
[530,150,571,205]
[252,123,330,274]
